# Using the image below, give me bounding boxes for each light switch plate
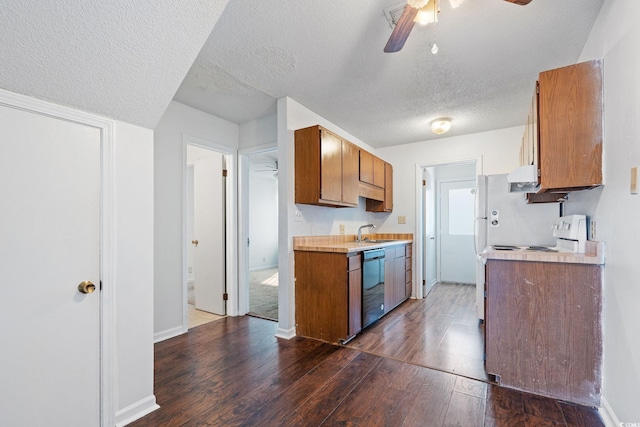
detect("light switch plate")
[398,215,406,224]
[294,209,303,222]
[339,224,345,234]
[631,167,638,194]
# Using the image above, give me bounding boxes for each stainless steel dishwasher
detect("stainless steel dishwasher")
[362,249,385,328]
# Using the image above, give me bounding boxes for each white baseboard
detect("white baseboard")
[115,395,160,427]
[275,325,296,340]
[154,325,187,343]
[599,397,621,427]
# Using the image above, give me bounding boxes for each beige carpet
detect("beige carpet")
[249,267,278,321]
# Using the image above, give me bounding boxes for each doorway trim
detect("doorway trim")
[182,135,238,330]
[238,142,278,316]
[413,157,483,301]
[0,88,116,427]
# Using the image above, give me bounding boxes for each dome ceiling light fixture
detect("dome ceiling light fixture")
[431,118,452,135]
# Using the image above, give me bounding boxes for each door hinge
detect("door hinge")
[223,293,229,301]
[422,179,426,186]
[422,279,426,285]
[222,169,228,177]
[100,280,103,291]
[247,237,250,247]
[536,82,540,94]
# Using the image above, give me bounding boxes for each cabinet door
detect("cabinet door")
[384,162,393,211]
[348,267,362,337]
[320,129,343,203]
[538,60,603,191]
[485,259,602,406]
[342,140,360,205]
[359,149,374,184]
[373,156,385,187]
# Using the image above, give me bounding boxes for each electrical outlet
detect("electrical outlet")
[339,224,345,234]
[590,220,597,240]
[294,209,303,222]
[398,215,406,224]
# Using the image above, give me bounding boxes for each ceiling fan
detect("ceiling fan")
[384,0,534,53]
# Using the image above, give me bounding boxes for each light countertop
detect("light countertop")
[293,234,413,254]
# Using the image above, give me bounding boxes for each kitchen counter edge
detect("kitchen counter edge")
[482,241,605,265]
[293,239,413,254]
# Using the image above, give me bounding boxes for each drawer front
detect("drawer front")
[395,246,405,258]
[348,253,361,271]
[405,244,412,258]
[405,257,412,271]
[405,269,412,284]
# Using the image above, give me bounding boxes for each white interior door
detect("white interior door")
[439,179,476,283]
[193,154,226,315]
[0,105,101,426]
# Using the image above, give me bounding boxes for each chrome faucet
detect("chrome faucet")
[357,224,376,242]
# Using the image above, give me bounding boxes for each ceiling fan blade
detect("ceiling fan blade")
[502,0,533,5]
[384,5,419,53]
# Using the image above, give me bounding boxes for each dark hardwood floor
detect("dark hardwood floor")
[130,314,603,426]
[347,282,487,381]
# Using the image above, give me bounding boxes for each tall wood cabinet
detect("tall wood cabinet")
[519,59,603,196]
[485,259,603,406]
[295,125,359,207]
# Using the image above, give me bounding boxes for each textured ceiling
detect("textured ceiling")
[175,0,604,148]
[0,0,230,129]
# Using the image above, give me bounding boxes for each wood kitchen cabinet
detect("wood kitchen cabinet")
[295,251,361,343]
[359,150,385,188]
[519,60,603,195]
[485,259,602,406]
[295,125,359,207]
[366,162,393,212]
[383,244,411,313]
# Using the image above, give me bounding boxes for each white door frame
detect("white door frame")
[238,143,278,315]
[182,135,238,328]
[0,89,116,427]
[413,157,482,300]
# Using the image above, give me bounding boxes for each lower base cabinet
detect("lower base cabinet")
[294,251,361,343]
[294,244,411,344]
[485,259,603,406]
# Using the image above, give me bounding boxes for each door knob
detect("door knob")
[192,240,199,247]
[78,281,96,294]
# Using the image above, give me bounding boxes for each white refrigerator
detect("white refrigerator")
[474,174,560,320]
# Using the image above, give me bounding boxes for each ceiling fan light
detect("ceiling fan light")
[431,118,452,134]
[408,0,430,9]
[415,6,436,25]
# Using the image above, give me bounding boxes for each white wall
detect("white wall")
[249,172,278,270]
[240,114,277,149]
[154,101,238,338]
[567,0,640,422]
[377,126,523,234]
[112,121,156,425]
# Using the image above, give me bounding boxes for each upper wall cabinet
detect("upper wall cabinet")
[521,59,603,194]
[295,125,359,207]
[359,150,385,188]
[366,162,393,212]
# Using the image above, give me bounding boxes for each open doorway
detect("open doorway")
[245,150,279,321]
[185,144,228,329]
